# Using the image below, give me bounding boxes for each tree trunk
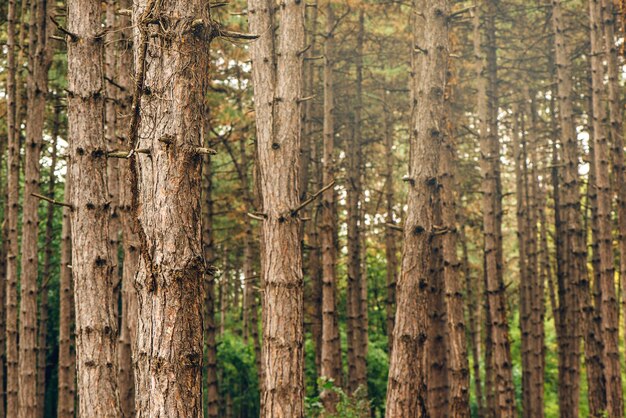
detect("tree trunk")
[320,0,342,409]
[67,0,122,414]
[383,106,398,356]
[20,0,53,415]
[385,1,449,415]
[57,178,76,418]
[475,2,516,415]
[247,0,306,412]
[202,132,219,418]
[589,1,624,413]
[129,1,212,416]
[5,1,19,415]
[37,104,61,418]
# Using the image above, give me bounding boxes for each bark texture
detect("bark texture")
[129,0,212,416]
[385,0,449,415]
[247,0,306,412]
[67,0,122,414]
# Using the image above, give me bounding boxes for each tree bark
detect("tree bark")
[247,0,306,412]
[589,1,624,413]
[320,0,342,410]
[5,0,19,415]
[19,0,54,415]
[37,104,61,418]
[67,0,122,414]
[129,1,212,416]
[57,178,76,418]
[385,0,449,415]
[475,2,516,415]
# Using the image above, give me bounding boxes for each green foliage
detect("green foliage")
[305,378,370,418]
[217,332,260,417]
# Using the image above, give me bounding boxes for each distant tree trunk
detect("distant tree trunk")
[247,0,306,412]
[37,104,61,418]
[461,225,484,416]
[475,2,516,415]
[67,0,122,414]
[202,131,219,418]
[129,1,211,416]
[383,107,398,355]
[5,1,19,414]
[589,1,624,413]
[385,1,449,415]
[551,1,587,415]
[20,0,53,415]
[0,165,5,418]
[320,0,342,410]
[115,0,136,414]
[57,178,75,418]
[601,0,626,359]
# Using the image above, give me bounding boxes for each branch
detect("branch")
[291,180,336,216]
[50,16,78,42]
[32,193,73,210]
[215,27,259,40]
[107,149,151,158]
[247,212,266,221]
[385,223,403,232]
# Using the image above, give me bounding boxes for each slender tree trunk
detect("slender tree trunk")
[67,0,122,414]
[20,0,53,415]
[129,1,212,416]
[551,1,588,415]
[385,1,449,415]
[202,132,219,418]
[37,104,61,418]
[114,1,137,414]
[57,178,75,418]
[347,9,366,395]
[461,225,484,416]
[589,2,624,413]
[383,107,398,355]
[5,1,19,415]
[320,1,342,409]
[440,124,470,416]
[247,0,306,411]
[0,158,6,418]
[475,2,516,415]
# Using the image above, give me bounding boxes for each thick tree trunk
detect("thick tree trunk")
[475,2,516,415]
[5,1,19,415]
[589,2,624,413]
[385,1,449,415]
[129,1,212,416]
[320,1,342,409]
[20,0,53,415]
[57,179,75,418]
[67,0,122,414]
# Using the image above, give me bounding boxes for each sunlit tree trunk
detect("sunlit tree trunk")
[386,0,449,415]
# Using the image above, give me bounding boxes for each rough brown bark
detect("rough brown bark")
[247,0,306,412]
[19,0,54,415]
[589,1,623,413]
[5,0,19,415]
[385,0,449,415]
[475,2,516,415]
[67,0,122,414]
[57,178,75,418]
[320,1,342,409]
[129,1,212,416]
